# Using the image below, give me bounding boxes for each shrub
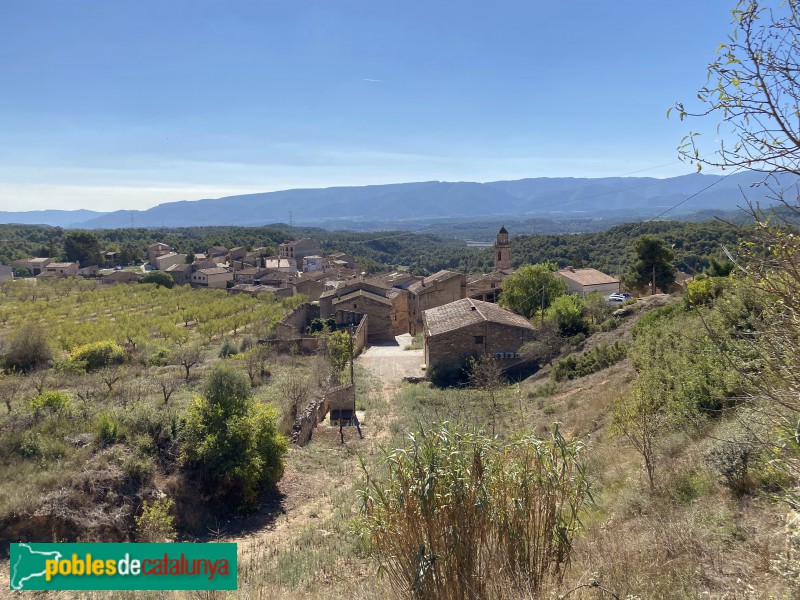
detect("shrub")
[551,342,629,382]
[140,271,175,288]
[685,276,731,308]
[218,339,239,358]
[707,428,759,496]
[29,391,72,416]
[95,411,124,446]
[3,325,52,372]
[135,498,177,542]
[357,422,591,599]
[181,365,287,504]
[67,341,126,371]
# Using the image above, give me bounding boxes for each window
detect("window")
[353,303,357,309]
[474,336,484,344]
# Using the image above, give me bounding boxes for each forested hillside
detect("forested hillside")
[0,218,759,277]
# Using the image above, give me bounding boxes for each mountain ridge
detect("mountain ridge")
[1,172,794,229]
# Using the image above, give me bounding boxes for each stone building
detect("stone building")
[10,257,52,275]
[407,270,466,336]
[44,262,80,277]
[466,227,515,303]
[494,226,511,271]
[154,252,187,271]
[191,267,233,289]
[164,263,193,285]
[147,243,172,266]
[319,280,407,341]
[423,298,536,374]
[555,267,620,297]
[279,238,321,263]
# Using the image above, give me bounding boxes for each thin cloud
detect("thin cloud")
[362,78,386,83]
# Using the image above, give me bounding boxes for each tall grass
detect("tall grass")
[356,421,591,599]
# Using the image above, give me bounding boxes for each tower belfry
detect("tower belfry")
[494,226,511,271]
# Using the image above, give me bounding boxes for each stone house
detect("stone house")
[279,238,321,263]
[147,243,172,266]
[77,265,100,278]
[164,263,193,285]
[191,267,233,289]
[263,257,297,272]
[423,298,536,374]
[302,255,325,272]
[234,268,270,284]
[154,252,187,271]
[407,270,466,336]
[102,271,141,285]
[556,267,620,297]
[319,280,407,341]
[11,257,52,275]
[44,262,80,277]
[228,247,247,262]
[207,246,229,260]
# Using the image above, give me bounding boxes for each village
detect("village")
[1,227,625,384]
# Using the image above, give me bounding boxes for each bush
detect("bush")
[95,411,124,446]
[181,365,287,504]
[357,422,591,599]
[707,428,759,497]
[67,341,126,371]
[551,342,629,382]
[218,339,239,358]
[135,498,177,542]
[3,325,52,372]
[29,391,72,416]
[140,271,175,288]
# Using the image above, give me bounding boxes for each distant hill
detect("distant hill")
[0,209,107,228]
[1,172,795,229]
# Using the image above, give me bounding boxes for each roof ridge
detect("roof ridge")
[469,298,487,322]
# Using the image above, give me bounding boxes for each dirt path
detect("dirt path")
[224,336,423,595]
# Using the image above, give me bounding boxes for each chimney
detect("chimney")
[470,305,476,311]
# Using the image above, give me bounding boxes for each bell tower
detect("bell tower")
[494,226,511,271]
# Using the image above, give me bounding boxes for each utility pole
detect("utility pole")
[540,284,546,325]
[652,263,656,296]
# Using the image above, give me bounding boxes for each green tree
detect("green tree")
[141,271,175,289]
[544,294,588,337]
[624,235,676,294]
[181,365,287,503]
[326,330,351,381]
[498,262,568,319]
[64,231,103,267]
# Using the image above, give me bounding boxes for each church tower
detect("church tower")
[494,226,511,271]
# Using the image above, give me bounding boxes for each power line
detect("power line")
[644,167,743,222]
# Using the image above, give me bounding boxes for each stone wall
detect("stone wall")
[425,321,537,373]
[290,383,355,446]
[275,303,321,340]
[335,311,369,356]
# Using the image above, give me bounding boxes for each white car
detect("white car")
[606,293,632,303]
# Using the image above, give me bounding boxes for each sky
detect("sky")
[0,1,738,212]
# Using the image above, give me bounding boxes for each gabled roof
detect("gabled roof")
[424,298,535,337]
[197,267,230,275]
[332,289,393,306]
[407,270,461,294]
[557,267,619,286]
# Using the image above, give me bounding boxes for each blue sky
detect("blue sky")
[0,1,736,211]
